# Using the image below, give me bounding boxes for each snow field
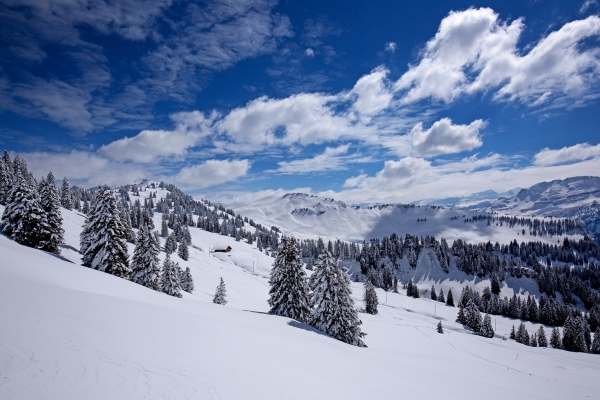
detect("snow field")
[1,198,599,399]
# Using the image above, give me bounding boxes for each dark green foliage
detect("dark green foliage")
[363,280,378,315]
[446,289,454,307]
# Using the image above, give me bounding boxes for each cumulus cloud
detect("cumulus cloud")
[533,142,600,166]
[99,111,215,162]
[410,118,485,156]
[305,48,315,57]
[395,8,600,107]
[349,67,394,116]
[174,159,251,188]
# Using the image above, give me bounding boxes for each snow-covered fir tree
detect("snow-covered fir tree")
[118,204,136,243]
[178,240,189,261]
[180,267,194,293]
[1,167,51,250]
[516,322,529,345]
[530,333,538,347]
[510,325,516,340]
[591,330,600,354]
[0,158,12,205]
[308,249,366,347]
[165,232,177,254]
[267,236,311,322]
[38,172,64,254]
[438,288,445,303]
[437,321,444,334]
[479,314,494,338]
[213,277,227,305]
[550,327,562,349]
[430,285,437,300]
[61,177,72,210]
[82,199,90,214]
[446,289,454,306]
[363,280,378,315]
[80,187,130,279]
[161,213,169,238]
[161,255,182,298]
[562,315,590,353]
[131,222,161,291]
[537,326,548,347]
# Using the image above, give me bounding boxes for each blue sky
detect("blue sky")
[1,0,600,203]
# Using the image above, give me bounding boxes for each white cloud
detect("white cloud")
[410,117,485,157]
[305,48,315,57]
[99,112,215,163]
[533,142,600,166]
[217,93,357,146]
[174,159,251,188]
[395,8,600,108]
[385,42,396,53]
[276,144,362,174]
[349,67,393,116]
[580,0,597,13]
[22,150,148,187]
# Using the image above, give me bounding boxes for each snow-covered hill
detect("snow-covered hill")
[224,192,584,244]
[1,197,599,399]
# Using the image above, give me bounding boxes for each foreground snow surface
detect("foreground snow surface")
[1,208,599,399]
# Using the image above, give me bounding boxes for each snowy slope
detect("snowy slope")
[224,192,583,244]
[1,200,600,399]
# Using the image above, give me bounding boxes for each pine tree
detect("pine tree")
[178,240,189,261]
[82,199,90,214]
[537,326,548,347]
[446,289,455,307]
[161,255,182,298]
[491,273,501,295]
[591,330,600,354]
[38,172,64,254]
[465,300,482,333]
[479,314,494,338]
[510,325,516,340]
[161,213,169,238]
[80,187,130,279]
[530,333,538,347]
[550,327,562,349]
[430,285,437,301]
[61,177,72,209]
[118,204,136,243]
[0,159,12,205]
[437,321,444,334]
[267,236,311,322]
[406,280,414,297]
[1,169,51,250]
[180,267,194,293]
[516,322,529,344]
[165,232,177,254]
[213,277,227,305]
[363,280,378,315]
[131,222,161,291]
[309,249,366,347]
[438,288,445,303]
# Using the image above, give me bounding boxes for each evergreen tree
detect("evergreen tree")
[309,249,366,347]
[165,232,177,254]
[406,280,414,297]
[537,326,548,347]
[437,321,444,334]
[479,314,494,338]
[465,300,482,333]
[1,169,51,250]
[446,289,455,307]
[0,159,12,205]
[510,325,516,340]
[161,255,182,298]
[363,280,378,315]
[430,285,437,301]
[591,330,600,354]
[61,177,72,209]
[438,288,445,303]
[267,236,311,322]
[550,327,562,349]
[80,187,130,279]
[82,199,90,215]
[413,285,420,298]
[161,213,169,238]
[178,239,189,261]
[393,276,398,293]
[38,172,64,254]
[118,204,136,243]
[131,222,161,291]
[180,267,195,293]
[491,273,501,296]
[530,333,538,347]
[213,277,227,305]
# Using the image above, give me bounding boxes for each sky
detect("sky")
[1,0,600,204]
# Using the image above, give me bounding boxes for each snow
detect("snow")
[224,192,584,245]
[1,198,599,399]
